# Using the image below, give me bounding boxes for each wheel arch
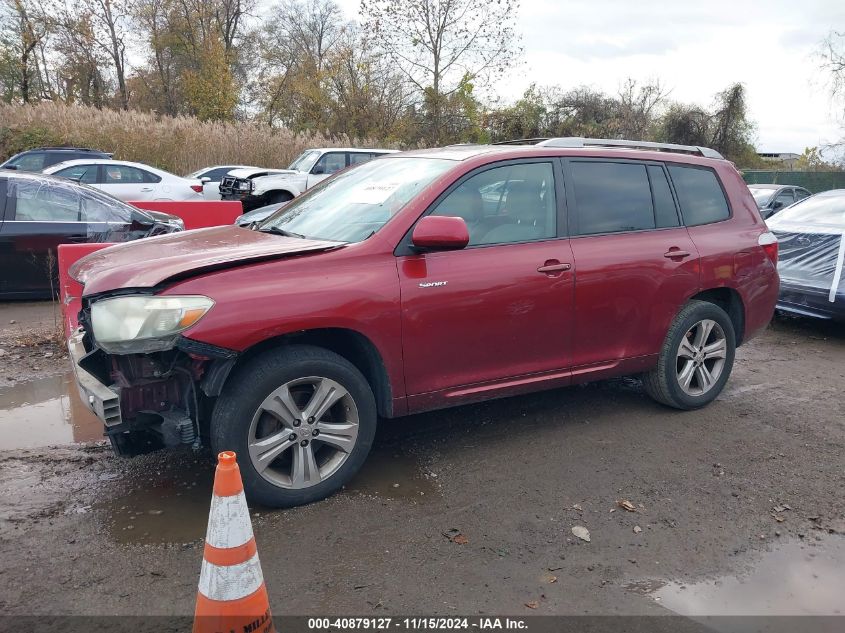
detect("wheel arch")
[224,328,394,417]
[687,287,746,346]
[264,187,297,200]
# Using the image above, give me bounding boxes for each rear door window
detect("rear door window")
[569,161,655,235]
[667,165,730,226]
[348,152,375,166]
[103,165,146,184]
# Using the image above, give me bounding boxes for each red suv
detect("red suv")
[69,139,779,507]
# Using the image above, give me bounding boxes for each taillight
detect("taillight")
[191,184,203,193]
[758,231,778,265]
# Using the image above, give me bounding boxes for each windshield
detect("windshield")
[259,157,453,243]
[288,150,322,172]
[769,194,845,229]
[749,187,775,207]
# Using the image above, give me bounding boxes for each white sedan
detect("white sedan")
[187,165,258,200]
[43,159,204,202]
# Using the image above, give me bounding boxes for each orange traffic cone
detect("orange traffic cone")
[193,451,275,633]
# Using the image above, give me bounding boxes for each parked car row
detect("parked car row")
[219,147,397,210]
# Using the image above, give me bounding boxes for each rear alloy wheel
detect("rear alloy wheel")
[642,300,736,410]
[675,319,727,397]
[212,345,376,507]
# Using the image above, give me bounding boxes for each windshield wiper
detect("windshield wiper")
[258,226,307,239]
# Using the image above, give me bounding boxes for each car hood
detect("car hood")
[227,168,297,179]
[236,205,284,226]
[71,225,344,296]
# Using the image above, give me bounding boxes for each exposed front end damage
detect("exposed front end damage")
[69,308,236,457]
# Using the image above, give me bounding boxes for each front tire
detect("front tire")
[642,300,736,410]
[211,345,377,507]
[268,191,294,205]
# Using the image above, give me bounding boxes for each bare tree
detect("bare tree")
[617,78,670,139]
[88,0,131,109]
[3,0,52,102]
[360,0,521,142]
[820,30,845,114]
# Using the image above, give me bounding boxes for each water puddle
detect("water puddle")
[635,535,845,618]
[344,444,438,500]
[0,372,103,449]
[97,455,214,545]
[97,443,437,546]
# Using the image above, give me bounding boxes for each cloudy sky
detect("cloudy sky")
[335,0,845,153]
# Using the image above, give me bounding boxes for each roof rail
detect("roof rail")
[534,137,723,159]
[492,138,550,146]
[32,146,104,152]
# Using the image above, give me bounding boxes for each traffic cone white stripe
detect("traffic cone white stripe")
[198,552,265,602]
[205,491,254,549]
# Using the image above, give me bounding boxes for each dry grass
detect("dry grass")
[0,103,388,174]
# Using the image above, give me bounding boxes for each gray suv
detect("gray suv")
[1,147,113,172]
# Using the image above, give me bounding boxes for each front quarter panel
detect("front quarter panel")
[160,247,405,396]
[252,175,304,197]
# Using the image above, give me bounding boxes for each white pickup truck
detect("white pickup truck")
[220,147,397,211]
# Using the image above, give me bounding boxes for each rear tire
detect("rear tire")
[642,300,736,410]
[211,345,377,507]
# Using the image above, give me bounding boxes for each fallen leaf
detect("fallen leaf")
[617,500,637,512]
[774,515,785,523]
[541,572,558,584]
[633,525,642,534]
[524,601,539,609]
[572,526,591,542]
[451,534,469,545]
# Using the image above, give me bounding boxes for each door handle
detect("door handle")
[141,187,154,192]
[537,261,572,274]
[663,249,691,259]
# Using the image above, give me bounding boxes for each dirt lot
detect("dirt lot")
[0,304,843,625]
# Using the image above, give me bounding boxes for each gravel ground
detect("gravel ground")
[0,313,842,623]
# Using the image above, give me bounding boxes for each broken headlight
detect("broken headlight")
[91,295,214,354]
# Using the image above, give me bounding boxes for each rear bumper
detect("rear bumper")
[778,283,845,321]
[68,331,121,427]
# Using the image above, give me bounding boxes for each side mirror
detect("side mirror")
[200,176,211,183]
[311,165,325,175]
[771,200,784,211]
[411,216,469,251]
[3,165,18,170]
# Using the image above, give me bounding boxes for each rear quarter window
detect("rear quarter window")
[668,165,730,226]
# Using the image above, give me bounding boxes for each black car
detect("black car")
[0,172,183,299]
[748,184,812,220]
[768,190,845,321]
[1,147,113,172]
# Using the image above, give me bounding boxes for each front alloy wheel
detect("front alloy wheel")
[248,377,359,489]
[212,345,377,507]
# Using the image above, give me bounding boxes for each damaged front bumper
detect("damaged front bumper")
[67,326,239,456]
[68,330,122,428]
